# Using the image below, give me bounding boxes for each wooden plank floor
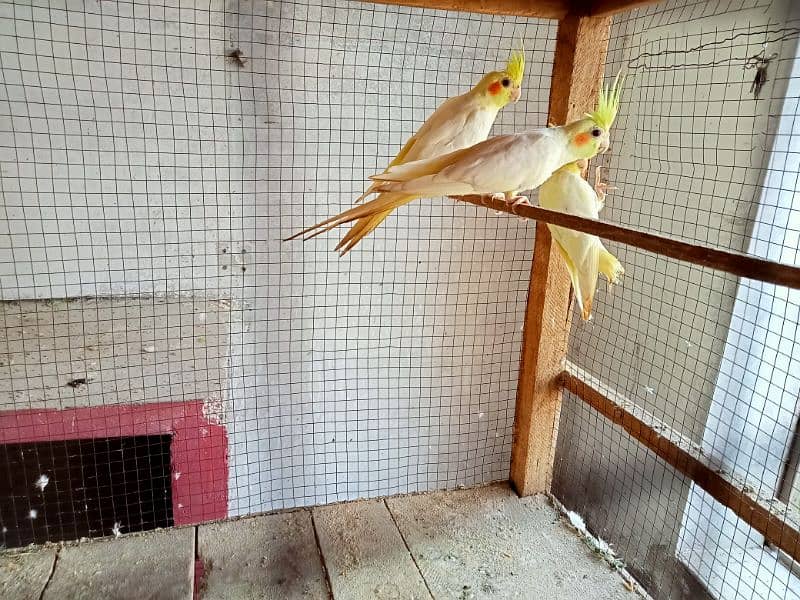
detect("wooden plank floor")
[1,483,638,600]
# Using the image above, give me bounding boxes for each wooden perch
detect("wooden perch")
[562,363,800,563]
[586,0,664,16]
[358,0,567,19]
[451,194,800,290]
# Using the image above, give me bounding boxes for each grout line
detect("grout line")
[384,499,435,600]
[38,546,59,600]
[309,509,335,600]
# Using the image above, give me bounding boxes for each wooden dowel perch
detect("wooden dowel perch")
[451,194,800,290]
[562,363,800,563]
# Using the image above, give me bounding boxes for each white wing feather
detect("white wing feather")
[404,94,497,162]
[374,128,569,197]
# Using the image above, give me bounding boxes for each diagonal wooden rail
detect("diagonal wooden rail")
[562,363,800,563]
[451,194,800,290]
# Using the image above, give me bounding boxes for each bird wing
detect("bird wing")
[438,129,562,193]
[371,131,557,198]
[398,94,484,163]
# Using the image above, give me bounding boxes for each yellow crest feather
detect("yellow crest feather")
[587,71,624,130]
[505,43,525,86]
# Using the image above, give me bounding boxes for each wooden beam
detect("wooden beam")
[358,0,568,19]
[449,196,800,290]
[509,13,612,496]
[562,363,800,563]
[586,0,664,17]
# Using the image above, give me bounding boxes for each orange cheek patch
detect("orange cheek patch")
[573,132,591,146]
[488,81,502,95]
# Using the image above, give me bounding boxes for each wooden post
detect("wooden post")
[509,13,612,496]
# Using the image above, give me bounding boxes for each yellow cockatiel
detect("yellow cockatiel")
[539,160,624,321]
[288,49,525,254]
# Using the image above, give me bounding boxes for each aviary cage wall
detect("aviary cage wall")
[2,0,800,599]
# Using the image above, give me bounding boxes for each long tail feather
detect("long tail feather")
[575,242,601,321]
[283,192,413,242]
[552,233,601,322]
[337,211,389,256]
[285,193,417,250]
[354,183,379,204]
[553,241,587,319]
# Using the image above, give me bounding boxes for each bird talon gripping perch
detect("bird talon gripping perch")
[508,194,531,221]
[510,195,530,208]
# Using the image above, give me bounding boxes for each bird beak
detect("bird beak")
[511,87,521,103]
[599,139,610,154]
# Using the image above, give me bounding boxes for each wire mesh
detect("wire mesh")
[554,1,800,599]
[0,0,555,548]
[4,0,800,599]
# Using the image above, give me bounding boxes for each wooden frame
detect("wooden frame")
[360,0,663,19]
[452,193,800,562]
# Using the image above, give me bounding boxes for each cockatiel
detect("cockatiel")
[292,73,624,243]
[287,49,526,254]
[539,160,624,321]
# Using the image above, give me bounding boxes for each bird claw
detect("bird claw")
[487,193,530,221]
[594,166,618,205]
[508,195,530,221]
[510,195,530,208]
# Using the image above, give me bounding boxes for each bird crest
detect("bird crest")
[587,71,624,130]
[505,44,525,86]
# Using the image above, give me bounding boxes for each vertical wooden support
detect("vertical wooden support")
[510,13,612,496]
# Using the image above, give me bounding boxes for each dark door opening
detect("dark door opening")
[0,435,173,548]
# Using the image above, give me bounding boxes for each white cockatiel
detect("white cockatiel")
[539,160,624,321]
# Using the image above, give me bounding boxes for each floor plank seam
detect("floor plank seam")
[310,510,335,600]
[383,499,436,600]
[37,547,59,600]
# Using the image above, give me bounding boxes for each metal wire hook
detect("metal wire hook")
[744,47,778,99]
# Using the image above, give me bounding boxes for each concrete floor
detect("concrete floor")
[1,483,640,599]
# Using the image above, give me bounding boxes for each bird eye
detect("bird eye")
[501,78,510,87]
[591,127,602,137]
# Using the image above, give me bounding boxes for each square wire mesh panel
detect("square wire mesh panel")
[553,1,800,599]
[227,0,554,514]
[1,435,173,548]
[0,0,556,538]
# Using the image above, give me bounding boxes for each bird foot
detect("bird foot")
[594,166,618,206]
[508,195,530,221]
[509,195,530,208]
